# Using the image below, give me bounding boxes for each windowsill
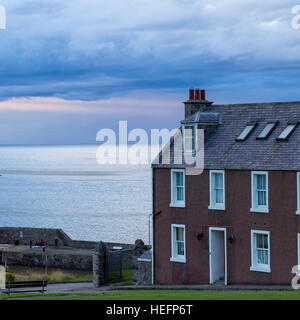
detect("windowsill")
[250,207,269,213]
[170,203,186,208]
[170,257,186,264]
[250,265,271,273]
[208,205,226,211]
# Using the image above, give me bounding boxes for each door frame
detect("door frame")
[209,227,227,285]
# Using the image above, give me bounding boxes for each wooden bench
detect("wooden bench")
[3,280,47,296]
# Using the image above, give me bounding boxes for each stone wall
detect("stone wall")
[0,227,142,251]
[2,251,92,271]
[133,251,152,285]
[0,227,72,247]
[93,242,106,286]
[93,241,152,287]
[0,227,151,273]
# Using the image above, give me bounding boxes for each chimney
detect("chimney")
[184,88,212,119]
[201,90,206,101]
[189,89,195,100]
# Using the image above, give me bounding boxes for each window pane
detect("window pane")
[216,189,223,204]
[185,139,193,151]
[258,123,276,139]
[184,126,195,151]
[257,249,268,265]
[256,234,263,249]
[176,187,183,201]
[263,235,268,249]
[257,175,266,190]
[176,228,184,241]
[257,191,266,206]
[175,172,183,187]
[298,175,300,203]
[277,124,296,140]
[214,173,223,188]
[185,126,194,138]
[237,125,255,141]
[177,242,184,256]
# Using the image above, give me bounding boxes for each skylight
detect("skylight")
[257,122,278,140]
[277,123,298,141]
[236,123,256,141]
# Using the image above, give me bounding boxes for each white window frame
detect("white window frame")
[182,124,197,154]
[170,224,186,263]
[236,124,256,141]
[297,173,300,215]
[208,170,225,211]
[297,234,300,275]
[250,171,269,213]
[170,169,185,208]
[250,230,271,273]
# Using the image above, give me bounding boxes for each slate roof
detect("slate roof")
[181,112,222,125]
[153,101,300,171]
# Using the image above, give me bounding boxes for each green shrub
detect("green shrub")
[6,272,15,282]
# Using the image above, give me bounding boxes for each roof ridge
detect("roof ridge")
[213,101,300,107]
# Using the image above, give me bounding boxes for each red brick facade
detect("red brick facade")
[153,168,300,285]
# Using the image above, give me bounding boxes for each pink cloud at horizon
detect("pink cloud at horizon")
[0,94,181,116]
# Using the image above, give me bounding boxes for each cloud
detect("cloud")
[0,93,180,116]
[0,0,299,101]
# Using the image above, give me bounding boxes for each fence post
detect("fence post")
[120,250,122,280]
[105,251,108,283]
[93,241,107,287]
[45,255,48,275]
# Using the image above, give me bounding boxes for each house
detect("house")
[152,89,300,285]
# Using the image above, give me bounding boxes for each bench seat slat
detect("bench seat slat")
[6,281,47,288]
[7,284,44,288]
[3,289,47,294]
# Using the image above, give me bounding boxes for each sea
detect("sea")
[0,145,152,244]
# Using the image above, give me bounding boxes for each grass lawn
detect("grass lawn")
[2,290,300,300]
[9,265,93,283]
[9,266,133,284]
[108,269,133,283]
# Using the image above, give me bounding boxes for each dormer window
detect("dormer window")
[257,122,278,140]
[236,123,256,141]
[183,124,196,153]
[277,123,298,141]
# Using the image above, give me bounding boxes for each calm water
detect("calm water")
[0,145,152,244]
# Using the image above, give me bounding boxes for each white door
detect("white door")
[209,228,227,285]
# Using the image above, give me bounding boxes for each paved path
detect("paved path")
[43,282,294,294]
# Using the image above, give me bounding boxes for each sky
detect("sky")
[0,0,300,144]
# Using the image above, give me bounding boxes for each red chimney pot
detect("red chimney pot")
[201,90,206,101]
[190,89,195,100]
[195,89,200,100]
[189,89,195,100]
